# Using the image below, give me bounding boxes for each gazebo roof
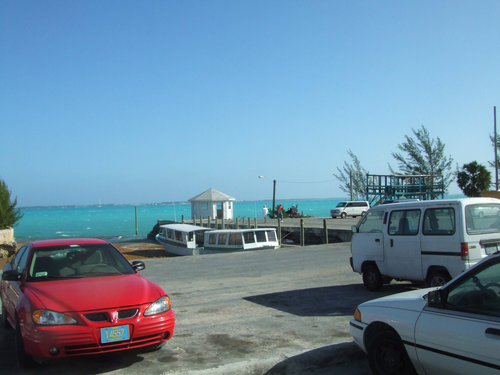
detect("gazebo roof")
[189,188,235,202]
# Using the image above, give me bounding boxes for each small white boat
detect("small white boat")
[155,224,211,256]
[203,228,280,252]
[155,224,280,256]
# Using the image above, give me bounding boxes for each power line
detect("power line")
[278,179,335,184]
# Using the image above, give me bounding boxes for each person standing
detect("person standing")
[277,204,283,221]
[262,205,269,222]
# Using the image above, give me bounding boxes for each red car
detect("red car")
[1,238,175,367]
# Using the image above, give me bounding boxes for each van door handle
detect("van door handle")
[375,239,380,243]
[486,328,500,336]
[390,239,394,247]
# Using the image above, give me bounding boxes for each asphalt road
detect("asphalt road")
[0,243,414,375]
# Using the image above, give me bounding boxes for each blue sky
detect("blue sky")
[2,1,499,207]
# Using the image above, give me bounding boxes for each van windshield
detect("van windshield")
[466,204,500,234]
[336,202,347,208]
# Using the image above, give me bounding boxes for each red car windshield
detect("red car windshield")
[26,244,135,281]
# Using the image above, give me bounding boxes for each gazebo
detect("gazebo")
[189,188,235,220]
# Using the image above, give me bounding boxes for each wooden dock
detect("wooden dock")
[151,217,360,246]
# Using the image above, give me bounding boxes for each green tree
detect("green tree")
[333,149,368,200]
[456,161,491,197]
[389,125,454,191]
[0,178,23,229]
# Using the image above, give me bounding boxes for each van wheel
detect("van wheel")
[341,212,347,219]
[363,264,383,291]
[427,271,450,287]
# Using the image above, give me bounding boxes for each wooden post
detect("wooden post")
[277,218,282,245]
[222,217,225,229]
[254,218,257,228]
[247,217,251,228]
[300,218,305,246]
[323,219,328,244]
[135,206,138,236]
[236,218,239,229]
[215,217,218,229]
[208,217,211,229]
[181,215,184,224]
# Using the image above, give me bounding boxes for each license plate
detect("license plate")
[485,246,498,255]
[101,325,130,343]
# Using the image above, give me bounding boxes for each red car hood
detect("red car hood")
[25,274,165,312]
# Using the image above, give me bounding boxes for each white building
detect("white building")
[189,188,235,220]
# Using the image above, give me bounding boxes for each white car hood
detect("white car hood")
[360,288,436,312]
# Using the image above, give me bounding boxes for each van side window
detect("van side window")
[358,211,384,233]
[423,208,455,235]
[388,210,420,235]
[353,202,368,207]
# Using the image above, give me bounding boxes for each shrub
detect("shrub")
[0,179,23,229]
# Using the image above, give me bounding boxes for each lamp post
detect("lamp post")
[259,176,276,217]
[272,179,276,215]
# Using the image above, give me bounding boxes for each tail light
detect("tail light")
[461,242,469,260]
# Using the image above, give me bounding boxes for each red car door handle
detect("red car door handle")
[485,328,500,336]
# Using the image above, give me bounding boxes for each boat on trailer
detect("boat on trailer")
[155,224,280,256]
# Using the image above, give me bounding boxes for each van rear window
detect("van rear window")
[466,204,500,234]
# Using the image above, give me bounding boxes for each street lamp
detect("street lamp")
[258,176,276,216]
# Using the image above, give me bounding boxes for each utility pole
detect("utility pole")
[272,179,276,216]
[495,106,498,190]
[349,171,354,200]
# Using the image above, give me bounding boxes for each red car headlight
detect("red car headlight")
[144,296,171,316]
[32,309,77,325]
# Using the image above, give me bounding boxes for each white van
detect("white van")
[331,201,370,218]
[350,197,500,291]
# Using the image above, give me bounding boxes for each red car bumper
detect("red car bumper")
[21,309,175,358]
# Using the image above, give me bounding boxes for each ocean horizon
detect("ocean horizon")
[14,197,349,242]
[13,195,465,242]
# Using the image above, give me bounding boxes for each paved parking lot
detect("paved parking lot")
[0,243,414,374]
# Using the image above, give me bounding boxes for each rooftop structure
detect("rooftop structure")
[189,188,235,220]
[366,174,445,204]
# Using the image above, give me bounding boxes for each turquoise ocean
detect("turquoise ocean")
[14,198,347,242]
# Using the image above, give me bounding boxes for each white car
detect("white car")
[350,252,500,375]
